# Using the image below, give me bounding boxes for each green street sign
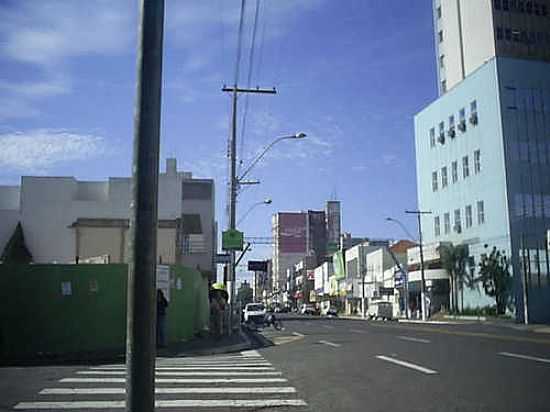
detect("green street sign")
[222,229,244,251]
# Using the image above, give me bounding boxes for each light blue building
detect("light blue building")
[415,0,550,323]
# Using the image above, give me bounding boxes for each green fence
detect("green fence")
[0,263,208,361]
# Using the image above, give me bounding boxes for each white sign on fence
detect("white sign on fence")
[156,265,171,302]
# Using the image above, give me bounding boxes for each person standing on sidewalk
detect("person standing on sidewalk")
[156,289,169,348]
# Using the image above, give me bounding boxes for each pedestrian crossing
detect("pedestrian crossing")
[12,350,308,410]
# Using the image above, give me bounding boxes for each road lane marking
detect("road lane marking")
[292,332,305,337]
[349,329,366,334]
[367,323,550,345]
[40,387,297,395]
[498,351,550,364]
[321,324,334,329]
[318,340,341,347]
[15,399,307,409]
[397,336,431,344]
[376,355,437,374]
[78,370,282,376]
[60,377,288,383]
[240,349,261,357]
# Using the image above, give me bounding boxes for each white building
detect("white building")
[0,158,217,280]
[434,0,550,94]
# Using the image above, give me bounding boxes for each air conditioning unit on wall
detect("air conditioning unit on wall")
[458,120,466,132]
[469,112,478,125]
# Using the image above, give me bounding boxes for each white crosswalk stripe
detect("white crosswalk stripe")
[13,351,308,410]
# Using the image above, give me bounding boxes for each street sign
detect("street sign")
[248,260,268,272]
[222,229,244,251]
[378,287,395,295]
[215,253,231,264]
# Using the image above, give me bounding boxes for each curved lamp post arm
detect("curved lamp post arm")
[238,133,306,182]
[385,217,418,243]
[239,137,287,182]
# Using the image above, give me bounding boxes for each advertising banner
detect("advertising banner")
[279,213,307,253]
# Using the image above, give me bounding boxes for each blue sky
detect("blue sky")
[0,1,438,284]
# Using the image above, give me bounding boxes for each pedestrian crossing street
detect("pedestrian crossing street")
[12,350,308,410]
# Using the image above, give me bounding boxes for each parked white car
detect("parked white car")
[243,303,266,324]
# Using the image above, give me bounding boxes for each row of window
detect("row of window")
[496,26,550,45]
[494,0,549,16]
[429,100,478,148]
[434,201,485,237]
[432,151,481,192]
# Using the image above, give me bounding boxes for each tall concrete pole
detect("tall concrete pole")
[126,1,164,411]
[406,210,431,321]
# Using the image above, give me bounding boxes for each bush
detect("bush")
[457,306,497,317]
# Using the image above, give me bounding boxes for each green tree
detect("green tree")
[439,243,471,312]
[1,222,32,263]
[477,246,512,315]
[236,282,253,305]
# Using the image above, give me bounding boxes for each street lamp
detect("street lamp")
[385,216,419,321]
[237,198,272,225]
[238,132,307,182]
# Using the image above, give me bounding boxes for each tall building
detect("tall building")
[414,0,550,322]
[271,210,328,300]
[325,201,341,254]
[434,0,550,94]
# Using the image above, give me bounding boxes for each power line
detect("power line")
[233,0,247,87]
[239,0,262,166]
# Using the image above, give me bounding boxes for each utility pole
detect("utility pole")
[126,1,164,412]
[406,210,432,321]
[222,86,276,304]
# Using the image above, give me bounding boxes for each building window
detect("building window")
[434,216,441,237]
[474,150,481,174]
[432,171,438,192]
[503,0,509,10]
[452,161,458,183]
[496,27,504,40]
[518,1,525,12]
[444,213,451,234]
[441,166,448,188]
[465,205,473,228]
[534,2,540,15]
[458,108,466,131]
[438,30,444,43]
[470,100,477,114]
[463,156,470,178]
[526,1,532,13]
[494,0,502,9]
[437,5,442,18]
[454,209,462,233]
[441,80,447,93]
[542,4,548,15]
[430,127,436,148]
[182,234,206,254]
[440,55,445,69]
[512,29,520,42]
[477,200,485,224]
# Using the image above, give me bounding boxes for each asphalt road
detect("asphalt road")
[253,315,550,412]
[1,317,549,411]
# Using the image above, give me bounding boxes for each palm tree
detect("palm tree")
[439,243,471,313]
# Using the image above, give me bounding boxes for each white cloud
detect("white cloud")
[0,1,133,66]
[0,129,111,174]
[0,98,40,121]
[0,77,70,99]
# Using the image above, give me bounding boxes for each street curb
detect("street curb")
[443,315,487,321]
[174,329,253,357]
[338,315,462,325]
